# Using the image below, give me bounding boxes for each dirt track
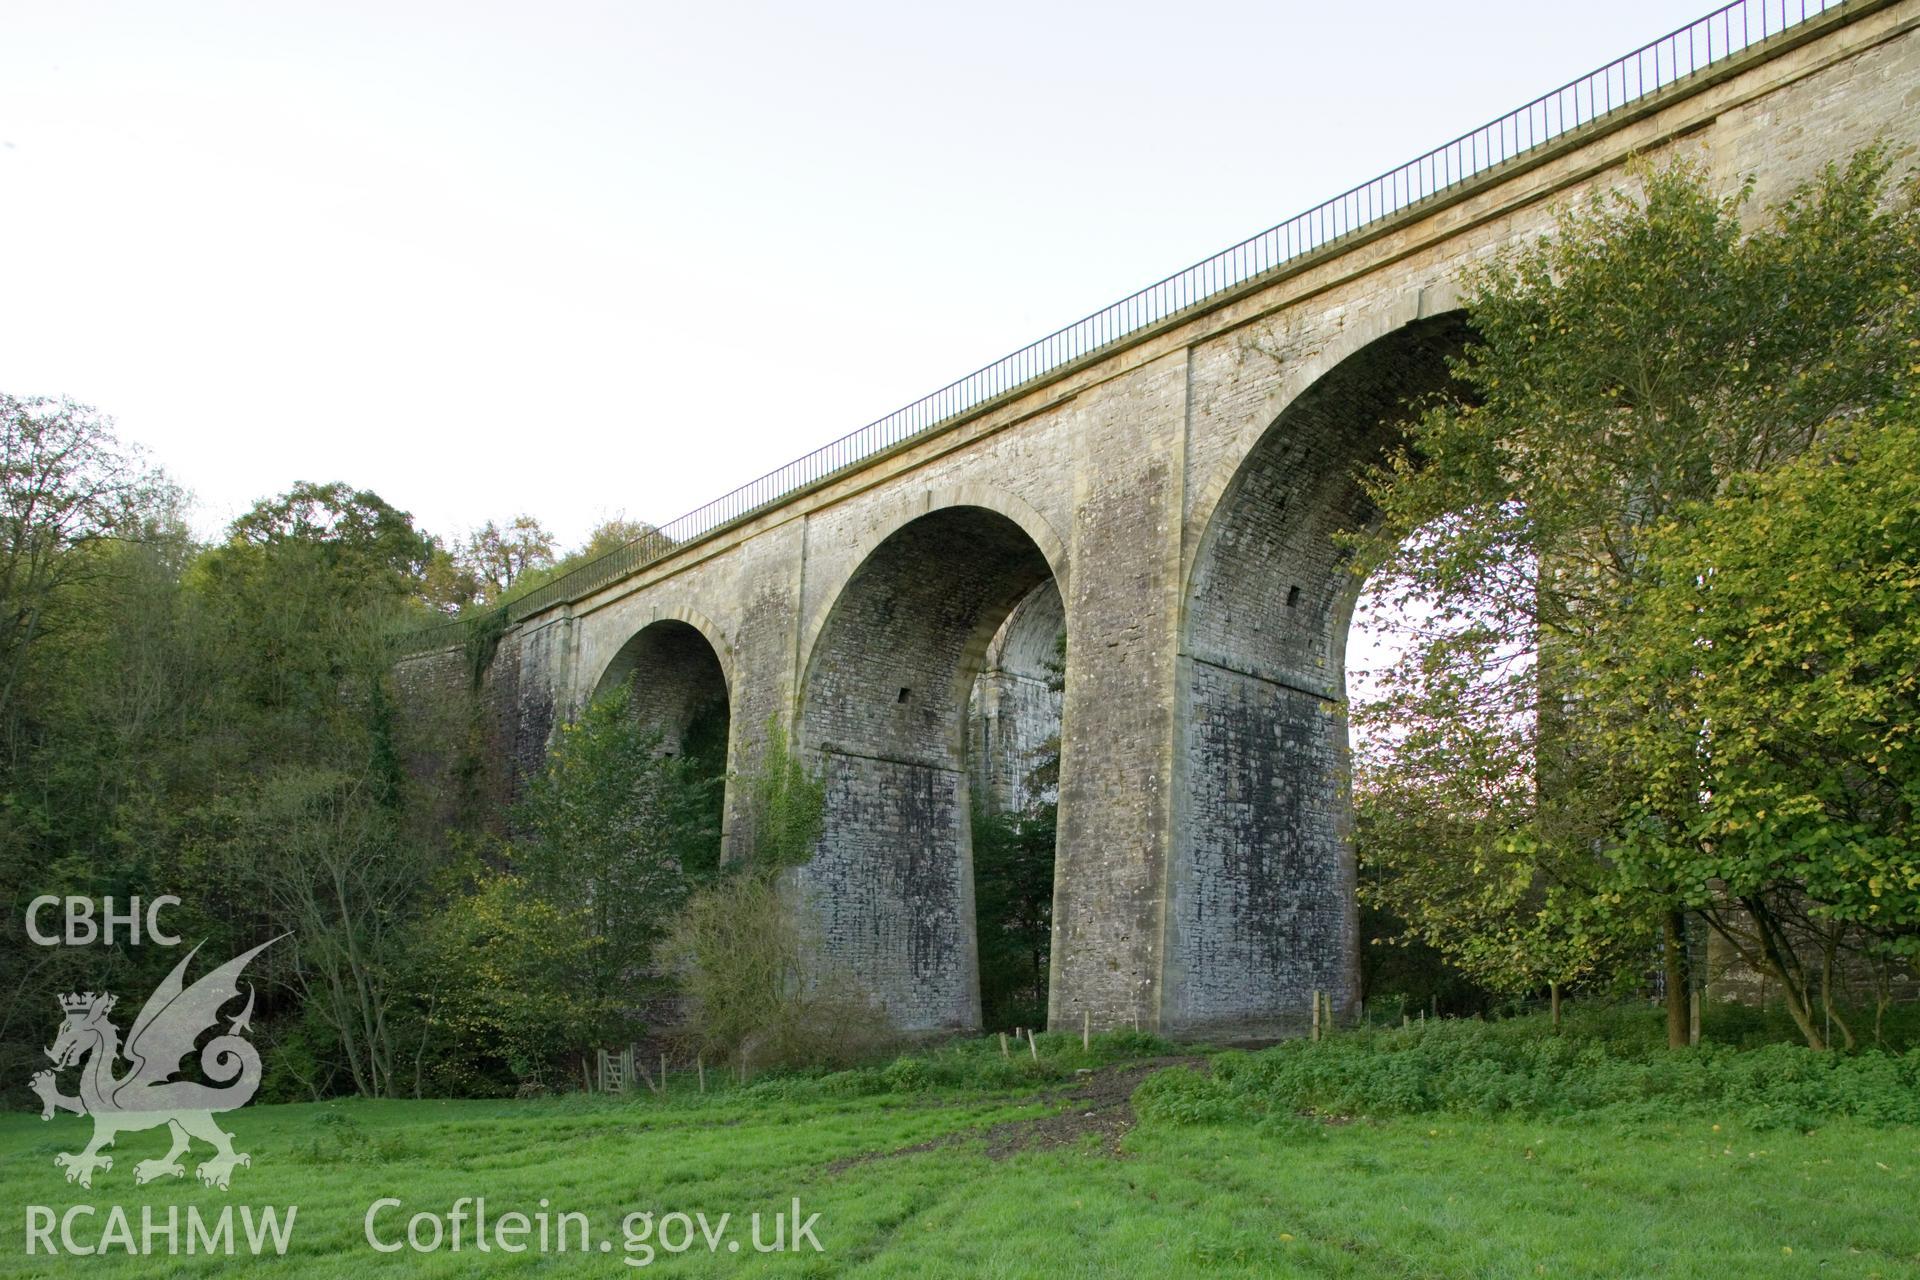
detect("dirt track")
[827,1056,1204,1173]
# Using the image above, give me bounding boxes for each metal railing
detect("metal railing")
[402,0,1847,653]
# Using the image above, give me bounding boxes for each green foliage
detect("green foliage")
[0,394,174,749]
[971,801,1056,1030]
[660,875,804,1066]
[451,514,558,606]
[657,722,887,1076]
[659,874,893,1076]
[225,481,434,590]
[513,685,725,1025]
[479,517,675,614]
[1358,902,1497,1019]
[1353,149,1920,1027]
[416,867,617,1093]
[293,1109,418,1166]
[677,692,730,785]
[232,765,428,1100]
[873,1049,1063,1095]
[1133,1008,1920,1132]
[461,605,509,689]
[257,1006,351,1104]
[0,408,734,1106]
[1593,404,1920,1047]
[744,716,825,872]
[1603,408,1920,942]
[969,623,1062,1032]
[733,1026,1171,1099]
[0,443,464,1102]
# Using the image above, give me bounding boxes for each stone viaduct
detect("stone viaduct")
[402,0,1920,1040]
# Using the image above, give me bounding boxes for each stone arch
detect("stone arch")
[588,604,735,706]
[797,504,1064,1032]
[590,614,733,760]
[1166,311,1471,1039]
[1182,289,1461,581]
[796,484,1068,679]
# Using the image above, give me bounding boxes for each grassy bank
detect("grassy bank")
[1139,1006,1920,1133]
[5,1011,1917,1277]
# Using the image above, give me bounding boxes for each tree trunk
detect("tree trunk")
[1663,911,1690,1050]
[1549,982,1562,1031]
[1746,902,1825,1050]
[1819,940,1856,1052]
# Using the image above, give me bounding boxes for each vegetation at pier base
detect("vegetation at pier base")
[656,716,900,1079]
[5,1008,1919,1279]
[417,685,728,1093]
[971,800,1058,1032]
[1134,1005,1920,1133]
[1352,150,1920,1044]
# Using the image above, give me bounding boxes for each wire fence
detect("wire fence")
[401,0,1848,653]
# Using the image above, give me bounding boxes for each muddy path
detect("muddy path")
[827,1056,1205,1173]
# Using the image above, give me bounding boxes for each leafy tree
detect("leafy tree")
[576,516,668,562]
[235,765,428,1098]
[1355,150,1920,1044]
[0,395,172,758]
[1599,407,1920,1048]
[0,444,504,1102]
[0,400,193,1094]
[658,873,890,1077]
[175,482,442,1094]
[459,515,557,603]
[512,686,725,1024]
[415,866,615,1093]
[226,481,434,597]
[200,482,434,730]
[1354,722,1626,1019]
[971,802,1055,1030]
[420,540,482,614]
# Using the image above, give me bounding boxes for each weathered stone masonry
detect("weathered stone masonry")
[967,580,1065,815]
[402,1,1920,1038]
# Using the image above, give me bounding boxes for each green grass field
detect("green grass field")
[6,1020,1919,1278]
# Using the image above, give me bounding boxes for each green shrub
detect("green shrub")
[881,1056,932,1093]
[659,875,896,1077]
[1132,1008,1920,1133]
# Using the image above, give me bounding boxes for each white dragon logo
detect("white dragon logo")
[29,937,282,1191]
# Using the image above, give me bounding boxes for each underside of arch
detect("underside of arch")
[593,618,731,756]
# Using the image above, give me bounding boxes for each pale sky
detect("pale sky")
[3,0,1706,552]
